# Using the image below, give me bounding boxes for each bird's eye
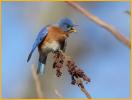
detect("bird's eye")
[67,25,71,28]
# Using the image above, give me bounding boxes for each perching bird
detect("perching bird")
[27,17,77,75]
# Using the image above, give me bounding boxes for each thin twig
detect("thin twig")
[54,89,63,98]
[81,88,92,99]
[66,1,130,48]
[31,65,43,98]
[76,78,92,99]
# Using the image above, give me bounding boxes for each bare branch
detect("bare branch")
[66,1,130,48]
[31,65,43,98]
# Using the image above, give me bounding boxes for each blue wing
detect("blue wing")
[27,26,48,62]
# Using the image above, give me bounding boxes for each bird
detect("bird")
[27,17,77,75]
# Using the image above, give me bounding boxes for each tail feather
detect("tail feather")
[27,50,33,62]
[37,61,45,75]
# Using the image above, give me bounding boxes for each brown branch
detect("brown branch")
[66,1,130,48]
[31,65,43,98]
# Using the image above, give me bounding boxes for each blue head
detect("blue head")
[58,17,77,33]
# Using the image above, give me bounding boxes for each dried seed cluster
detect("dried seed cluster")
[66,60,91,87]
[53,51,65,77]
[53,51,91,88]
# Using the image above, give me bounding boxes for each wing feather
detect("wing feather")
[27,26,48,62]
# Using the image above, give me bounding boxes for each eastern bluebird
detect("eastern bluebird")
[27,17,77,75]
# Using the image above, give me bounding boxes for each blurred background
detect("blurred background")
[2,2,130,98]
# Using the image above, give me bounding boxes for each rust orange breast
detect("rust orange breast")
[38,26,69,52]
[44,26,68,43]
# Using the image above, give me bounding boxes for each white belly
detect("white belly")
[42,41,60,53]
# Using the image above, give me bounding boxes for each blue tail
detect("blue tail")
[37,61,45,75]
[27,50,33,62]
